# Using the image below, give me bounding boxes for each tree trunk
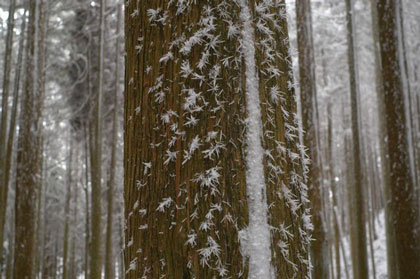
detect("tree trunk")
[105,4,121,279]
[62,138,73,279]
[124,1,312,278]
[0,8,27,272]
[344,0,369,278]
[377,0,420,277]
[295,1,329,278]
[89,0,105,278]
[14,0,45,277]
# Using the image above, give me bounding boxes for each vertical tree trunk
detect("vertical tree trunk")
[89,0,105,278]
[377,0,420,277]
[369,1,397,276]
[0,8,27,272]
[344,0,369,278]
[14,0,45,277]
[295,1,329,278]
[84,126,90,279]
[62,138,73,279]
[0,0,17,270]
[124,1,312,278]
[104,4,121,279]
[327,104,340,279]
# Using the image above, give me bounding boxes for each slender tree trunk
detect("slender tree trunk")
[0,8,27,272]
[0,0,17,270]
[84,126,90,279]
[124,1,312,278]
[89,0,105,278]
[327,104,340,279]
[345,0,369,278]
[62,137,73,279]
[105,4,121,279]
[377,0,420,277]
[296,1,329,278]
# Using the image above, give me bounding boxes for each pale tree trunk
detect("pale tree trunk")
[0,8,27,273]
[327,104,340,279]
[124,1,312,278]
[84,126,90,279]
[14,0,46,277]
[89,0,105,278]
[377,0,420,277]
[62,138,73,279]
[344,0,369,278]
[295,1,329,278]
[105,4,121,279]
[0,0,17,268]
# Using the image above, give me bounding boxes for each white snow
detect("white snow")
[239,1,273,279]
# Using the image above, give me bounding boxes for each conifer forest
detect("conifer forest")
[1,0,420,278]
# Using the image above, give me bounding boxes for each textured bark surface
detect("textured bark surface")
[14,0,45,278]
[295,1,328,278]
[377,0,420,278]
[124,0,311,278]
[344,0,369,278]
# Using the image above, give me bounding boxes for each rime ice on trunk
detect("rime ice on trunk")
[124,1,311,278]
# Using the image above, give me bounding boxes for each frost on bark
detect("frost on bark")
[377,0,420,277]
[124,0,311,278]
[295,1,328,278]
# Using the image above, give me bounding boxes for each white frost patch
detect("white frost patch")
[240,2,274,279]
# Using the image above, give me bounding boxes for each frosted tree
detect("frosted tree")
[124,0,312,278]
[376,0,420,277]
[295,1,328,278]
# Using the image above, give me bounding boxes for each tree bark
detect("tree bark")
[377,0,420,277]
[124,1,312,278]
[344,0,369,278]
[14,0,45,277]
[89,0,105,278]
[295,1,329,278]
[104,5,122,279]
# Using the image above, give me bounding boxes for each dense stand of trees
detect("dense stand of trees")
[0,0,419,278]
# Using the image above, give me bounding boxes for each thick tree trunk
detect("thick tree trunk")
[377,0,420,277]
[344,0,369,278]
[14,0,45,277]
[295,1,328,278]
[124,1,311,278]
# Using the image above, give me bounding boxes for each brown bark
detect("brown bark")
[296,1,329,278]
[124,1,311,278]
[14,0,45,277]
[377,0,420,277]
[344,0,369,278]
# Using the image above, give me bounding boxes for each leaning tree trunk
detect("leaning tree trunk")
[377,0,420,278]
[344,0,369,278]
[124,1,312,279]
[295,1,329,278]
[14,0,46,278]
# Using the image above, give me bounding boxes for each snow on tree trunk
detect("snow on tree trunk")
[124,1,311,278]
[239,2,273,278]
